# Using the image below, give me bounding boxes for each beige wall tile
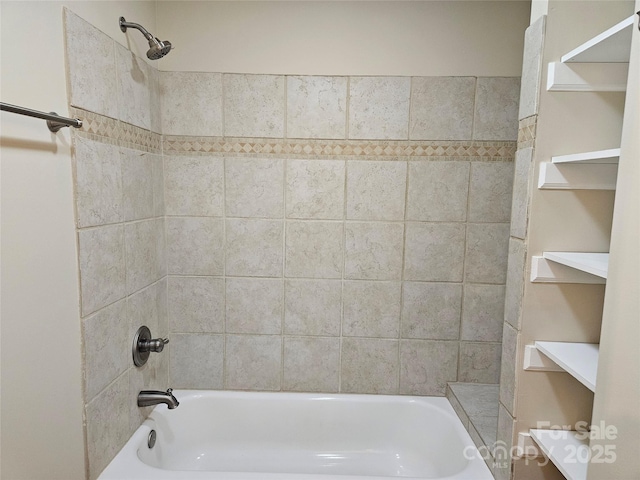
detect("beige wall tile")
[499,323,518,415]
[154,218,167,279]
[511,148,533,240]
[168,276,224,333]
[461,284,505,342]
[226,278,283,334]
[164,156,224,216]
[286,159,345,219]
[224,74,285,138]
[473,77,520,141]
[410,77,475,140]
[406,161,470,221]
[283,337,340,392]
[345,222,404,280]
[504,237,526,330]
[226,219,283,277]
[127,280,168,339]
[151,153,165,217]
[78,225,125,316]
[341,338,399,394]
[343,281,401,338]
[65,10,117,118]
[399,339,458,395]
[121,148,154,222]
[125,219,161,295]
[346,161,406,220]
[459,342,502,383]
[167,217,224,275]
[401,282,462,340]
[85,372,129,480]
[284,279,341,336]
[349,77,410,139]
[519,17,546,120]
[404,222,465,281]
[468,162,514,223]
[225,157,283,218]
[465,223,510,284]
[160,71,223,136]
[115,44,151,130]
[170,333,224,389]
[287,76,347,139]
[74,137,122,228]
[285,221,343,278]
[496,402,516,456]
[225,335,282,391]
[149,66,162,134]
[83,300,128,401]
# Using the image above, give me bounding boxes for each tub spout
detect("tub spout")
[138,388,179,409]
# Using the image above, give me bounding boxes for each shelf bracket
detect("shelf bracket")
[547,62,628,92]
[538,162,618,190]
[523,345,565,372]
[530,256,606,284]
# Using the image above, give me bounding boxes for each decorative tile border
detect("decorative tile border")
[68,107,516,161]
[69,107,162,154]
[163,136,515,161]
[517,115,537,150]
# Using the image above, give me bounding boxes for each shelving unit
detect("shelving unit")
[534,342,599,391]
[527,9,635,479]
[542,252,609,278]
[529,429,590,480]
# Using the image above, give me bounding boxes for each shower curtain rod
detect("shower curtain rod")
[0,102,83,132]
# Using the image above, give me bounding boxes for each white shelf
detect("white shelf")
[542,252,609,278]
[535,341,599,392]
[561,15,634,63]
[538,163,618,190]
[552,148,620,164]
[529,429,590,480]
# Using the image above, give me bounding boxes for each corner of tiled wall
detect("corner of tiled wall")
[65,8,167,479]
[496,13,547,480]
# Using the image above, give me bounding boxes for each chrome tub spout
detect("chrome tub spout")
[138,388,179,409]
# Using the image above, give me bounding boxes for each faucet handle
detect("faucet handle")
[133,326,169,366]
[146,337,169,353]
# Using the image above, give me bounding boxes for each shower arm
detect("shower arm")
[119,17,160,45]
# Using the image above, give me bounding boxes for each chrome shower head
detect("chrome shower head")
[119,17,172,60]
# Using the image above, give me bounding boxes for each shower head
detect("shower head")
[119,17,172,60]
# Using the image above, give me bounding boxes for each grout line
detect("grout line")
[471,77,478,141]
[281,156,287,392]
[283,75,288,140]
[457,160,473,382]
[221,73,226,138]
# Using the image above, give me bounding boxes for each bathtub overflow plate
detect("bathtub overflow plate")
[148,429,156,449]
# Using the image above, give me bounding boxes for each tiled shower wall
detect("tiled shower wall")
[65,8,518,478]
[65,10,167,479]
[162,73,518,395]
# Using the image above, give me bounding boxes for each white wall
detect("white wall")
[157,1,530,76]
[588,2,640,477]
[0,2,155,479]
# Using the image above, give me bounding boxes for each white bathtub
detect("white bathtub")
[99,390,493,480]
